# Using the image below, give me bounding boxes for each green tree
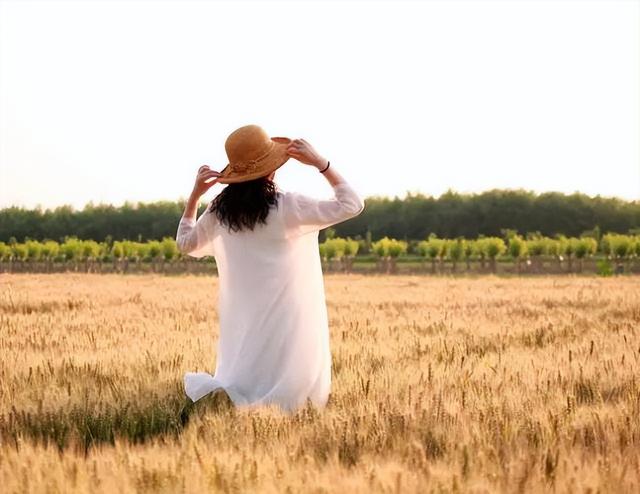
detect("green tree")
[463,239,476,272]
[602,233,634,274]
[0,242,11,261]
[342,237,360,272]
[161,237,179,262]
[418,234,445,274]
[478,237,506,274]
[557,235,575,272]
[573,237,597,273]
[447,237,465,273]
[25,240,43,262]
[507,235,528,274]
[60,237,83,271]
[525,234,548,273]
[372,237,406,273]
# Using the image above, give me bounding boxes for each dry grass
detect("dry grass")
[1,273,639,493]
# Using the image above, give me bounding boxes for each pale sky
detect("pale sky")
[1,0,638,211]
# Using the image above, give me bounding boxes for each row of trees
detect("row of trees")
[2,231,639,274]
[2,188,639,243]
[317,232,640,274]
[0,237,183,273]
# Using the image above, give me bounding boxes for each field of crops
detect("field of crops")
[1,273,639,493]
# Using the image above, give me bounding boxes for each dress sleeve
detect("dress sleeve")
[175,207,216,258]
[283,180,365,237]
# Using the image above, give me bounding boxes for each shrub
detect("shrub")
[343,237,360,258]
[447,238,465,271]
[25,240,43,261]
[602,233,633,259]
[41,240,60,260]
[60,237,83,261]
[0,242,10,261]
[146,240,162,261]
[161,238,179,261]
[526,235,548,257]
[507,235,527,260]
[573,237,597,260]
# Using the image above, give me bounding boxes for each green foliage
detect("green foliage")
[333,189,640,241]
[417,234,445,260]
[3,190,640,244]
[330,238,347,260]
[112,240,141,261]
[573,237,597,259]
[557,235,574,258]
[111,242,124,259]
[372,237,390,257]
[343,237,360,257]
[416,241,428,258]
[318,243,327,260]
[526,235,548,257]
[463,240,476,259]
[11,243,28,261]
[507,235,527,260]
[596,259,613,276]
[320,238,348,260]
[25,240,43,261]
[602,233,634,259]
[546,238,561,258]
[161,237,179,261]
[1,231,637,269]
[500,228,519,242]
[80,240,101,260]
[41,240,60,259]
[0,242,10,261]
[447,238,465,263]
[581,225,601,242]
[387,239,408,258]
[60,237,83,261]
[0,237,172,264]
[136,243,151,261]
[371,237,407,258]
[477,237,506,260]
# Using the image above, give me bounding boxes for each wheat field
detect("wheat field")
[1,273,639,493]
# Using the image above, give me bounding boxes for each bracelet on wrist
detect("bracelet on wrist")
[319,160,330,173]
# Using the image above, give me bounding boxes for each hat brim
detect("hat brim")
[216,137,292,184]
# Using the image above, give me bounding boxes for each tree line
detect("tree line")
[318,230,639,274]
[1,188,638,244]
[2,230,638,276]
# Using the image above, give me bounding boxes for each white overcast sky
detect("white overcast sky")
[0,0,638,210]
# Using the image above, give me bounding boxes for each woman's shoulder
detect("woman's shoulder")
[276,188,318,204]
[276,188,301,206]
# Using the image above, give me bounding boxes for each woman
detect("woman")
[176,124,364,414]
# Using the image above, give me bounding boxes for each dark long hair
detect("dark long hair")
[208,176,279,233]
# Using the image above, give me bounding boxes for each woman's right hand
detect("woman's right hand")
[192,165,221,197]
[286,139,328,170]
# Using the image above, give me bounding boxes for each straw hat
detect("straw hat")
[216,125,292,184]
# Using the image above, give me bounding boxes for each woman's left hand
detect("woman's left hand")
[192,165,222,197]
[286,139,328,170]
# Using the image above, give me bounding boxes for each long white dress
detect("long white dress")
[175,179,365,413]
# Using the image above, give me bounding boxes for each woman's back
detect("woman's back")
[177,181,364,412]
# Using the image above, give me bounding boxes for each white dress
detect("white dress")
[175,179,365,413]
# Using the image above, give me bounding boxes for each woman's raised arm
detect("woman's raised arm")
[176,165,221,258]
[283,139,365,236]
